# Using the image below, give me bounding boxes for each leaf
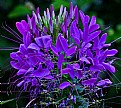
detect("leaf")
[8,5,31,18]
[52,0,70,11]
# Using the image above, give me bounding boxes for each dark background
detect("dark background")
[0,0,121,108]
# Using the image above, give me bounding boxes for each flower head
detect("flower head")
[9,2,118,107]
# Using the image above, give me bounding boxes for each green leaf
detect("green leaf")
[52,0,70,11]
[8,5,31,18]
[75,0,93,10]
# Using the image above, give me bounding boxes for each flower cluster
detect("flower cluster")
[10,3,118,107]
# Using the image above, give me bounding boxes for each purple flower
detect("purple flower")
[5,2,118,107]
[97,79,112,87]
[59,82,71,89]
[82,78,97,86]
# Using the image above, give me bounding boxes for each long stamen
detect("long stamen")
[110,36,121,44]
[2,24,22,42]
[4,22,23,40]
[0,35,21,43]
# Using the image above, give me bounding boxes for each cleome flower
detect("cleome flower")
[8,2,118,107]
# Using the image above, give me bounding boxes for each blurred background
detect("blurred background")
[0,0,121,107]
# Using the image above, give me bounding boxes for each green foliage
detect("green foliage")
[75,0,93,10]
[52,0,70,11]
[8,5,32,18]
[107,24,121,43]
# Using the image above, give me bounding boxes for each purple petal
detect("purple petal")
[59,5,63,16]
[74,6,78,22]
[19,44,27,55]
[57,54,64,69]
[34,69,50,78]
[32,78,37,86]
[16,20,29,35]
[80,57,90,64]
[89,16,96,27]
[59,82,71,89]
[83,16,89,41]
[70,2,73,18]
[35,35,51,48]
[69,70,75,79]
[50,45,58,56]
[31,16,36,33]
[27,15,32,29]
[87,30,101,43]
[44,75,54,79]
[56,34,68,52]
[28,43,40,50]
[62,68,72,74]
[97,79,112,87]
[16,22,23,35]
[79,29,83,40]
[36,7,40,15]
[87,49,93,58]
[47,8,50,19]
[79,10,85,26]
[70,21,81,43]
[10,61,21,69]
[24,32,32,47]
[17,69,27,75]
[29,54,41,65]
[99,33,107,45]
[103,44,111,47]
[66,46,77,57]
[74,37,80,45]
[43,26,48,33]
[17,80,24,87]
[76,70,82,79]
[82,78,97,85]
[61,18,68,33]
[89,24,100,33]
[73,63,80,70]
[49,18,53,33]
[90,64,104,71]
[67,64,75,79]
[26,68,34,74]
[10,52,18,60]
[93,37,99,50]
[106,49,118,56]
[102,62,115,73]
[81,42,92,51]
